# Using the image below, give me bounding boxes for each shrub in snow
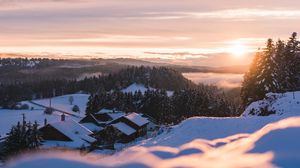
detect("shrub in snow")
[258,106,276,116]
[44,107,53,115]
[72,105,80,113]
[20,104,29,110]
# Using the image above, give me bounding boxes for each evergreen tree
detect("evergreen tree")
[1,118,42,159]
[257,39,277,93]
[241,52,263,106]
[273,40,287,92]
[284,32,300,92]
[241,32,300,107]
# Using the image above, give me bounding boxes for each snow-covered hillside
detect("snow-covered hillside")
[121,83,155,94]
[5,91,300,168]
[0,94,89,138]
[26,94,89,118]
[7,116,300,168]
[242,91,300,117]
[122,83,174,96]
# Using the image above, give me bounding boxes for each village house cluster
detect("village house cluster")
[39,109,156,149]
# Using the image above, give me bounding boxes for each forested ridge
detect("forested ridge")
[0,66,194,108]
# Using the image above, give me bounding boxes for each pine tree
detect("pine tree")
[1,118,42,159]
[257,39,277,93]
[284,32,300,92]
[241,32,300,107]
[241,52,263,106]
[273,40,287,92]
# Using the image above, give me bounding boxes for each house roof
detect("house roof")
[112,122,136,136]
[49,119,96,144]
[96,108,113,114]
[96,108,124,114]
[124,112,149,127]
[81,122,103,132]
[107,112,125,121]
[94,108,126,122]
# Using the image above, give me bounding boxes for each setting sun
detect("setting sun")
[230,41,247,57]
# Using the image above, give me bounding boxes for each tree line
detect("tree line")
[86,86,239,125]
[0,66,195,108]
[241,32,300,107]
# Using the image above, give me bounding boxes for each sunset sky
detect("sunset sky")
[1,0,300,66]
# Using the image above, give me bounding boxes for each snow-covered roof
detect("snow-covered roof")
[96,108,125,115]
[49,119,96,145]
[125,112,149,127]
[107,112,125,121]
[112,122,136,136]
[81,123,103,132]
[97,108,114,114]
[94,109,126,123]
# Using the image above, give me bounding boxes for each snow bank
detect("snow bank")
[7,117,300,168]
[242,91,300,117]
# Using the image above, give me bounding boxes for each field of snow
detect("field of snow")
[0,94,90,138]
[5,91,300,168]
[122,83,155,94]
[26,94,90,118]
[122,83,174,96]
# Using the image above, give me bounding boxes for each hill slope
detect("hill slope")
[7,91,300,168]
[242,91,300,117]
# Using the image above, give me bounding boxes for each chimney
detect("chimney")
[61,113,65,121]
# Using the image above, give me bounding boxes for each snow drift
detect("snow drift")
[7,117,300,168]
[242,91,300,117]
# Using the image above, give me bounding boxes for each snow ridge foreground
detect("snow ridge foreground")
[7,116,300,168]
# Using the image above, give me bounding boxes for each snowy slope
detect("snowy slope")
[242,91,300,116]
[6,91,300,168]
[7,117,300,168]
[0,109,64,138]
[121,83,155,94]
[122,83,174,96]
[0,94,89,138]
[26,94,90,118]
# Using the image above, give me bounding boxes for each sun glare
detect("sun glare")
[230,41,247,58]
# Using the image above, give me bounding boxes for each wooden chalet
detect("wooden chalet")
[112,112,149,137]
[79,108,126,130]
[99,112,150,143]
[39,115,96,148]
